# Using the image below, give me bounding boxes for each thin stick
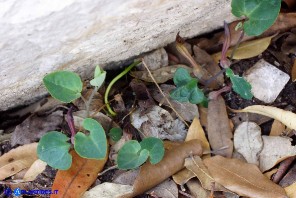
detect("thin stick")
[98,165,118,176]
[142,59,189,127]
[85,86,99,117]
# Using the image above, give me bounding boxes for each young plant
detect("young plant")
[37,66,107,170]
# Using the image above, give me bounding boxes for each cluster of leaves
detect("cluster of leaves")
[170,0,281,103]
[38,65,165,170]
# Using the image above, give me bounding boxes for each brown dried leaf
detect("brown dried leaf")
[291,59,296,82]
[285,182,296,198]
[11,111,63,146]
[279,162,296,188]
[281,33,296,55]
[23,159,47,181]
[124,140,203,197]
[82,183,133,198]
[203,156,287,198]
[270,120,286,136]
[147,179,178,198]
[130,65,192,84]
[231,112,272,128]
[172,168,196,185]
[187,179,211,198]
[151,84,199,122]
[207,96,233,158]
[0,143,38,180]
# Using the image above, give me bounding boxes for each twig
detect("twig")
[85,86,99,117]
[142,59,189,127]
[98,165,118,176]
[272,156,296,183]
[230,31,244,60]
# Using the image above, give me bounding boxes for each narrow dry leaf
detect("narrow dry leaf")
[51,150,108,198]
[0,143,38,180]
[259,136,296,172]
[185,156,229,192]
[199,105,208,130]
[291,59,296,82]
[130,65,192,84]
[187,179,211,198]
[23,159,47,181]
[234,122,263,165]
[270,120,286,136]
[233,105,296,131]
[203,156,287,198]
[207,96,233,158]
[123,140,203,197]
[82,182,133,198]
[285,182,296,198]
[151,84,199,122]
[212,35,275,62]
[185,117,210,154]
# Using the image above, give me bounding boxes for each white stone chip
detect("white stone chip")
[244,59,290,103]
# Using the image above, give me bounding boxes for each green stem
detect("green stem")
[104,60,141,116]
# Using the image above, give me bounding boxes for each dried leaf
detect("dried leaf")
[82,183,133,198]
[270,120,286,136]
[281,33,296,55]
[50,150,108,198]
[231,112,272,128]
[207,96,233,158]
[23,159,47,181]
[234,122,263,165]
[130,65,192,84]
[212,35,275,62]
[279,162,296,187]
[172,168,196,185]
[147,179,178,198]
[264,168,278,180]
[233,105,296,131]
[187,179,211,198]
[291,59,296,82]
[0,143,38,180]
[124,140,203,197]
[151,84,199,122]
[259,136,296,172]
[199,105,208,130]
[185,156,229,192]
[203,156,287,198]
[11,111,63,146]
[285,182,296,198]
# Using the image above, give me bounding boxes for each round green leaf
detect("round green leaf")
[43,71,82,103]
[117,140,149,170]
[74,118,107,159]
[37,131,72,170]
[173,68,192,86]
[231,0,281,36]
[108,127,123,142]
[140,137,164,164]
[90,66,106,87]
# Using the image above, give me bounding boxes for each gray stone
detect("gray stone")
[137,48,168,71]
[0,0,235,110]
[244,59,290,103]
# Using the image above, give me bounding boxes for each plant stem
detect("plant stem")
[104,60,141,116]
[84,86,99,117]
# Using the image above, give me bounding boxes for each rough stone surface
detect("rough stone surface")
[0,0,234,111]
[244,59,290,103]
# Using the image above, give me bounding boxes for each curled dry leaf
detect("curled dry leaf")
[185,156,229,192]
[23,159,47,181]
[82,182,133,198]
[130,65,192,84]
[231,112,272,128]
[270,120,286,136]
[233,105,296,131]
[203,156,287,198]
[123,140,203,197]
[212,35,275,63]
[259,136,296,172]
[207,95,233,158]
[51,150,108,198]
[234,122,263,165]
[151,84,199,122]
[0,143,38,180]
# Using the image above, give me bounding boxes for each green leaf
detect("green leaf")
[43,71,82,103]
[74,118,107,159]
[117,140,149,170]
[226,68,253,100]
[108,127,123,142]
[140,137,164,164]
[231,0,281,36]
[37,131,72,170]
[170,68,205,104]
[90,66,106,87]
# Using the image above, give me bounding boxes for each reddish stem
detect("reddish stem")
[66,107,76,144]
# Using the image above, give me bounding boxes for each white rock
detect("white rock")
[0,0,235,111]
[244,59,290,103]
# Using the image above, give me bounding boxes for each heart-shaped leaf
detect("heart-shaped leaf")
[226,68,253,100]
[117,140,149,170]
[74,118,107,159]
[170,68,205,104]
[90,66,106,88]
[37,131,72,170]
[231,0,281,36]
[140,137,164,164]
[108,127,123,142]
[43,71,83,103]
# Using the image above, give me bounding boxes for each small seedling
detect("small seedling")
[108,127,123,142]
[117,137,165,170]
[231,0,281,36]
[170,68,205,104]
